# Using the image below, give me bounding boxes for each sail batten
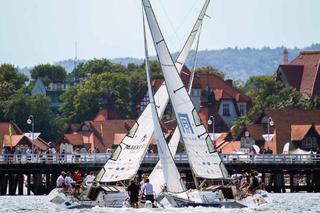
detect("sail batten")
[97,0,211,184]
[143,0,228,179]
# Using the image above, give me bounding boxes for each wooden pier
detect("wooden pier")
[0,153,319,195]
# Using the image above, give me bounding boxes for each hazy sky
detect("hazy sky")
[1,0,319,66]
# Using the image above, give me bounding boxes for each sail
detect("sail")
[149,2,208,193]
[175,0,210,72]
[143,12,185,193]
[97,0,210,183]
[143,0,228,179]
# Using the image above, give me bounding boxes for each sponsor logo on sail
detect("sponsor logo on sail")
[178,113,194,134]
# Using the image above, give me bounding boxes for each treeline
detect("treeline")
[0,59,162,142]
[1,58,319,142]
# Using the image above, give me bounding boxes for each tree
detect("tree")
[232,75,320,136]
[196,66,225,79]
[3,93,65,141]
[0,64,28,93]
[31,64,67,85]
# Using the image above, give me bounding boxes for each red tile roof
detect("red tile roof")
[291,125,312,141]
[198,106,230,133]
[94,107,119,121]
[315,125,320,135]
[285,51,320,97]
[278,65,304,90]
[261,109,320,153]
[217,141,241,154]
[3,135,49,150]
[246,124,274,141]
[64,133,84,146]
[193,73,251,102]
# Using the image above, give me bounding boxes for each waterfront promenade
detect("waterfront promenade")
[0,153,320,195]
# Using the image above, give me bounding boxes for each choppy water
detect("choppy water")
[0,193,319,213]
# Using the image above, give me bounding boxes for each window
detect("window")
[239,103,246,115]
[222,104,230,116]
[302,137,317,149]
[192,108,202,126]
[191,89,201,97]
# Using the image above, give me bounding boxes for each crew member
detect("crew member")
[127,181,140,208]
[142,179,154,207]
[56,171,66,188]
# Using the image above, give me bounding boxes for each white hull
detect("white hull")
[156,189,271,209]
[48,187,129,209]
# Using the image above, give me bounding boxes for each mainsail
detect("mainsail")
[96,0,210,183]
[143,0,229,179]
[148,1,209,193]
[143,12,185,193]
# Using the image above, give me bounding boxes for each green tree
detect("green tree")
[232,75,320,136]
[31,64,67,85]
[0,64,28,94]
[3,93,65,141]
[196,66,225,79]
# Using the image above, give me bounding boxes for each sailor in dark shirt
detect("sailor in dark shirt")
[127,181,140,208]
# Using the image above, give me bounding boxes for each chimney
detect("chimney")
[226,79,233,86]
[283,48,288,65]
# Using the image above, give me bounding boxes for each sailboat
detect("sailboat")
[48,1,210,209]
[142,0,271,208]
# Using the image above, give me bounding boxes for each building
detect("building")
[136,66,251,132]
[192,72,251,130]
[0,121,50,153]
[31,78,69,113]
[237,109,320,154]
[59,117,136,153]
[276,50,320,98]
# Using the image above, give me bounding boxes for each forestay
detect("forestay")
[143,0,229,179]
[148,0,210,193]
[96,0,208,183]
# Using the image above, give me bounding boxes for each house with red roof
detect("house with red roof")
[0,121,50,153]
[277,49,320,98]
[136,66,251,133]
[236,109,320,154]
[191,72,251,130]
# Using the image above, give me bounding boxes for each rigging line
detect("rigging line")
[188,22,203,94]
[157,0,182,51]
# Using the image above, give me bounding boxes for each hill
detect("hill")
[17,43,320,81]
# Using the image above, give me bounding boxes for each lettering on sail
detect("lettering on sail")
[124,144,146,150]
[178,113,194,134]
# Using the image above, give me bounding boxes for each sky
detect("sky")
[0,0,319,67]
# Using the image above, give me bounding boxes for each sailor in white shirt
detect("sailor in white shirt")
[84,172,95,186]
[64,172,75,188]
[142,178,155,207]
[56,171,66,188]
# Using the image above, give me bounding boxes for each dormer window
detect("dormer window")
[222,104,230,116]
[239,103,246,115]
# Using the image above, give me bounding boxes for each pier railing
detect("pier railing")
[0,153,319,165]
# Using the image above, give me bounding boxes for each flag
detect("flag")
[9,124,12,149]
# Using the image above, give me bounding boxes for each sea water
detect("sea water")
[0,193,319,213]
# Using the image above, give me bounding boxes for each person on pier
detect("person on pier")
[64,171,76,191]
[56,171,66,188]
[127,181,140,208]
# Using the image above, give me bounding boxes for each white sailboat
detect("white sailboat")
[48,1,210,209]
[142,0,271,208]
[148,0,211,196]
[143,11,186,194]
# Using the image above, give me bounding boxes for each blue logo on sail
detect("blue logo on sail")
[178,113,194,134]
